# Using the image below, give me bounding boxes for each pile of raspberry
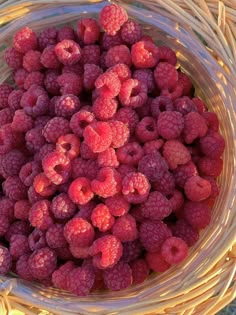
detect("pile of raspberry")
[0,3,225,296]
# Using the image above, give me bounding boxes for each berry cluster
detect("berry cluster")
[0,4,224,296]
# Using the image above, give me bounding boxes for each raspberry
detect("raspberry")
[132,40,160,69]
[171,219,199,247]
[122,172,150,204]
[69,243,90,259]
[62,63,83,75]
[13,27,38,53]
[178,72,193,95]
[157,111,184,140]
[84,121,112,153]
[14,68,28,88]
[184,175,211,202]
[40,45,61,69]
[104,262,132,291]
[119,79,148,108]
[57,26,76,41]
[133,69,155,93]
[161,236,188,265]
[146,252,170,273]
[112,214,138,242]
[46,224,67,249]
[19,161,41,187]
[199,131,225,158]
[202,111,219,131]
[51,193,76,219]
[55,40,82,65]
[105,45,131,67]
[80,142,98,160]
[95,72,121,99]
[203,175,220,201]
[89,235,123,269]
[135,117,158,142]
[0,84,13,109]
[64,218,95,246]
[68,176,94,205]
[56,134,80,160]
[57,72,83,96]
[16,254,34,280]
[138,153,168,182]
[71,158,98,180]
[117,142,143,166]
[0,197,14,221]
[55,94,81,118]
[0,246,12,274]
[77,18,100,44]
[143,139,164,155]
[43,117,71,143]
[173,161,198,188]
[198,157,223,177]
[4,47,23,69]
[3,176,27,201]
[11,109,34,132]
[174,96,197,115]
[52,261,75,290]
[14,200,31,221]
[76,201,96,221]
[0,216,9,236]
[91,167,121,198]
[91,204,115,232]
[105,194,130,217]
[154,62,178,90]
[161,80,183,102]
[115,107,139,134]
[0,124,14,154]
[9,234,30,259]
[33,172,57,197]
[169,189,184,213]
[97,148,119,168]
[163,140,191,170]
[93,97,118,121]
[1,149,26,178]
[121,20,142,44]
[99,4,128,35]
[28,228,47,251]
[183,112,208,144]
[21,85,49,117]
[44,70,60,95]
[28,199,53,230]
[101,31,123,50]
[70,109,95,137]
[159,46,177,65]
[135,97,152,119]
[28,247,57,279]
[25,127,45,153]
[150,96,174,118]
[139,220,172,252]
[109,120,130,148]
[80,45,100,65]
[27,186,44,204]
[38,27,57,50]
[5,221,32,241]
[84,64,102,90]
[152,171,175,196]
[183,201,211,229]
[120,240,141,264]
[8,89,24,110]
[67,266,95,296]
[142,191,172,220]
[23,50,42,72]
[107,63,131,82]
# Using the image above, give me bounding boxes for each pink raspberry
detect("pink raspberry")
[51,193,76,219]
[8,89,24,110]
[142,191,172,220]
[0,84,13,109]
[171,219,199,247]
[150,96,174,118]
[4,47,23,69]
[131,40,159,68]
[28,199,53,230]
[57,72,83,95]
[80,45,100,65]
[46,224,67,249]
[93,97,118,120]
[44,70,60,95]
[91,167,121,198]
[162,81,183,103]
[122,172,150,204]
[27,186,44,204]
[91,204,115,232]
[161,236,188,265]
[28,247,57,279]
[143,139,164,155]
[55,94,80,118]
[25,127,46,153]
[107,63,131,82]
[105,45,131,67]
[28,229,47,251]
[154,62,178,90]
[80,142,98,160]
[13,27,38,53]
[202,111,219,131]
[83,121,112,153]
[21,85,49,117]
[105,194,130,216]
[0,197,14,221]
[14,200,31,221]
[57,26,76,41]
[117,142,143,166]
[109,120,130,148]
[115,107,139,134]
[5,221,31,242]
[52,261,75,290]
[135,117,158,142]
[55,40,82,65]
[157,111,184,140]
[130,259,149,284]
[0,124,14,154]
[33,172,57,197]
[138,153,168,182]
[23,50,42,72]
[101,31,123,50]
[71,158,98,180]
[14,68,28,88]
[77,18,100,44]
[67,266,95,296]
[68,177,94,205]
[121,20,142,44]
[112,214,138,242]
[70,109,95,137]
[43,117,71,143]
[0,216,9,237]
[19,161,41,187]
[183,201,211,229]
[3,176,27,201]
[146,252,170,273]
[178,72,193,95]
[203,175,220,201]
[152,171,175,196]
[56,134,80,160]
[163,140,191,169]
[0,246,12,274]
[38,27,57,50]
[173,161,198,188]
[139,220,172,252]
[183,112,208,144]
[1,149,26,178]
[174,96,197,115]
[40,45,61,69]
[119,79,148,108]
[159,46,177,65]
[9,234,30,259]
[104,262,132,291]
[11,109,34,132]
[199,131,225,159]
[89,235,123,269]
[16,254,34,280]
[83,64,102,90]
[97,148,119,168]
[99,4,128,35]
[184,175,211,202]
[95,71,121,99]
[133,69,155,93]
[169,189,184,213]
[64,218,95,246]
[198,157,223,177]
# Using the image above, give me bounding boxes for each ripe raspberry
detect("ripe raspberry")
[33,172,57,197]
[109,120,130,148]
[122,172,150,204]
[105,45,131,67]
[154,62,178,90]
[68,244,90,258]
[51,193,76,220]
[5,221,32,242]
[52,261,75,290]
[44,70,60,95]
[161,236,188,265]
[80,45,100,65]
[112,214,138,242]
[0,124,14,154]
[183,112,208,144]
[13,27,38,53]
[0,84,13,109]
[28,247,57,279]
[95,72,121,101]
[138,153,168,182]
[84,64,102,91]
[146,252,170,272]
[55,40,82,65]
[16,254,34,280]
[203,176,220,202]
[105,194,130,217]
[117,164,137,179]
[107,63,131,82]
[169,189,184,212]
[183,201,211,229]
[19,161,41,187]
[11,109,33,133]
[135,97,152,119]
[21,85,49,117]
[55,94,80,118]
[80,142,98,160]
[23,50,42,72]
[28,228,47,251]
[150,96,174,118]
[25,127,45,153]
[91,204,115,232]
[119,79,148,108]
[163,140,191,170]
[3,176,27,201]
[89,235,123,269]
[67,266,95,296]
[142,191,172,220]
[56,134,80,160]
[57,26,76,41]
[70,109,95,137]
[46,224,67,249]
[64,218,95,246]
[202,111,219,132]
[178,72,193,95]
[1,149,26,178]
[4,47,23,69]
[99,4,128,35]
[97,148,119,168]
[140,220,172,252]
[101,31,123,50]
[68,177,94,205]
[43,117,71,143]
[161,81,183,102]
[72,158,98,180]
[121,240,142,263]
[38,27,57,50]
[135,117,158,142]
[14,200,31,221]
[93,97,118,120]
[115,107,139,134]
[157,111,184,140]
[104,262,132,291]
[184,175,211,202]
[9,234,30,259]
[198,157,223,177]
[121,20,142,44]
[173,161,198,188]
[57,72,83,95]
[27,185,44,204]
[84,121,112,153]
[0,216,9,236]
[8,89,24,110]
[132,40,160,69]
[117,142,143,166]
[171,219,199,247]
[0,197,14,221]
[152,171,175,196]
[199,131,225,159]
[76,201,96,221]
[77,18,100,44]
[62,63,83,75]
[0,246,12,274]
[28,199,53,230]
[14,68,28,88]
[143,139,164,155]
[159,46,177,65]
[133,69,155,93]
[40,45,61,69]
[174,96,197,115]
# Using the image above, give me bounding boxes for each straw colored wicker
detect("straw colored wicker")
[0,0,235,314]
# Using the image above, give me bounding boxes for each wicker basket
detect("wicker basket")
[0,0,235,314]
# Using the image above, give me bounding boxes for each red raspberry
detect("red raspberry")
[112,214,138,242]
[80,45,100,65]
[0,216,9,236]
[184,175,211,202]
[99,4,128,35]
[140,220,172,252]
[202,111,219,131]
[55,94,80,118]
[43,117,71,143]
[131,40,159,68]
[93,97,118,121]
[95,72,121,99]
[142,191,172,220]
[34,143,54,162]
[46,224,67,249]
[183,112,208,144]
[62,63,83,75]
[57,26,76,41]
[27,186,44,204]
[169,189,184,213]
[14,68,28,88]
[68,177,94,205]
[57,72,83,95]
[133,69,155,93]
[33,172,57,197]
[40,45,61,69]
[101,31,123,50]
[199,131,225,158]
[91,167,121,198]
[173,161,198,188]
[10,234,30,259]
[135,97,152,119]
[0,197,14,221]
[107,63,131,82]
[38,27,57,50]
[84,64,102,91]
[44,70,60,95]
[117,142,143,166]
[104,262,132,291]
[11,109,33,132]
[21,85,49,117]
[152,171,175,196]
[4,47,23,69]
[13,27,38,53]
[163,140,191,170]
[71,158,98,180]
[8,89,24,110]
[130,259,149,284]
[28,247,57,279]
[89,235,123,269]
[3,176,27,201]
[122,172,150,204]
[203,175,220,201]
[19,161,41,187]
[159,46,177,65]
[76,201,96,221]
[171,219,199,247]
[28,199,53,230]
[64,217,95,246]
[25,127,46,153]
[55,40,82,65]
[115,107,139,134]
[109,120,130,149]
[161,236,188,265]
[51,193,76,220]
[52,261,75,290]
[121,20,142,44]
[178,72,193,95]
[138,153,168,182]
[150,96,174,118]
[16,254,34,281]
[198,157,223,177]
[146,252,170,272]
[0,124,14,154]
[67,266,95,296]
[28,228,47,251]
[105,45,131,67]
[23,50,42,72]
[80,142,98,160]
[183,201,211,229]
[1,149,26,178]
[143,139,164,155]
[121,240,142,263]
[97,148,119,168]
[91,204,115,232]
[14,200,31,221]
[0,246,12,274]
[56,134,80,160]
[77,18,100,44]
[119,79,148,108]
[162,81,183,102]
[174,96,197,115]
[157,111,184,140]
[105,194,130,217]
[135,117,158,142]
[5,221,31,242]
[154,62,178,90]
[70,109,95,137]
[84,121,112,153]
[0,84,13,109]
[117,164,136,179]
